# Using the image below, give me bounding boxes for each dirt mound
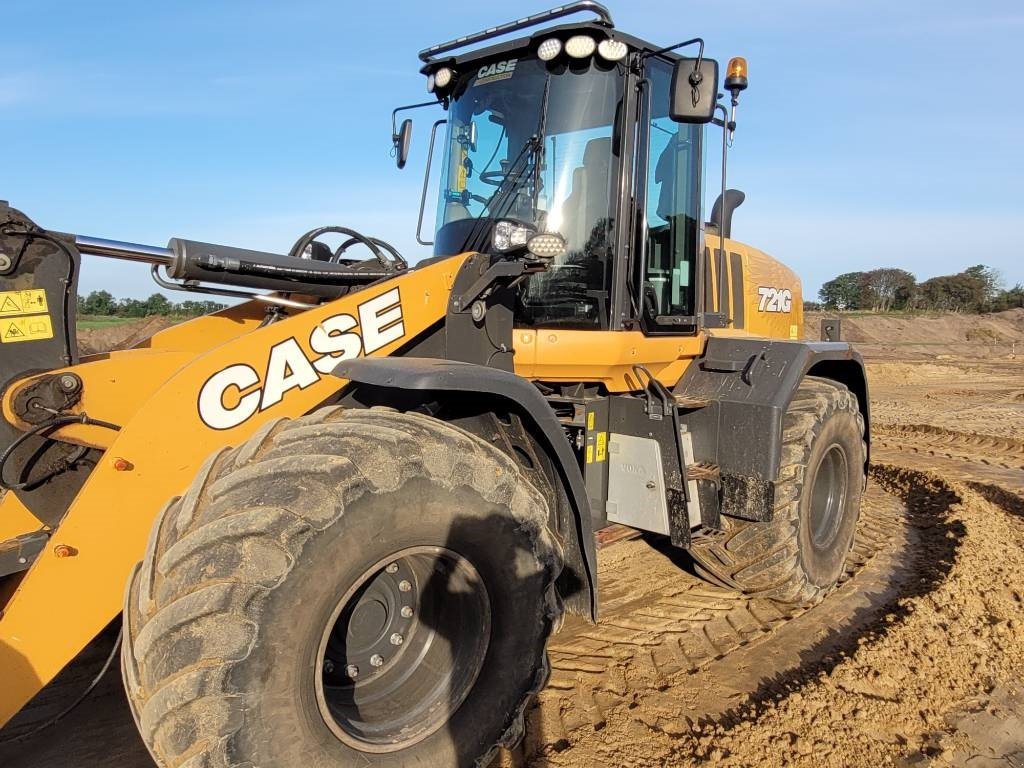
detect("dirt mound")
[512,465,1024,768]
[806,309,1024,360]
[867,361,974,385]
[76,317,177,356]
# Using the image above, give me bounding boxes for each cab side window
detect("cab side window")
[641,59,701,322]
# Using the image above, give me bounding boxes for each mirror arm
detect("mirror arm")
[391,100,440,138]
[644,36,704,61]
[391,100,442,142]
[416,119,448,247]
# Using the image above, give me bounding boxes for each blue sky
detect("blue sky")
[2,0,1021,300]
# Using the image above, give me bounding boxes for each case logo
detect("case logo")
[476,58,518,85]
[198,288,405,430]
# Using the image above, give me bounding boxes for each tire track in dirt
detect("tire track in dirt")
[502,482,913,766]
[874,423,1024,469]
[507,460,1024,768]
[873,422,1024,495]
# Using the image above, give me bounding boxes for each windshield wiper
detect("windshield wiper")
[464,74,552,254]
[463,134,542,252]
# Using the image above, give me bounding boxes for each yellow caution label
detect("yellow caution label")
[596,432,607,462]
[1,314,54,343]
[0,289,48,318]
[586,445,594,464]
[587,411,595,430]
[789,323,799,340]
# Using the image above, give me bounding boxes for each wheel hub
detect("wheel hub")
[324,559,418,682]
[315,546,491,753]
[809,443,849,551]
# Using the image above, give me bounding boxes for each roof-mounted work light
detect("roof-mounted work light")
[537,37,563,61]
[565,34,597,58]
[597,38,628,61]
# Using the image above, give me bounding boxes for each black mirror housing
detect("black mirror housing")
[669,57,719,124]
[395,119,413,169]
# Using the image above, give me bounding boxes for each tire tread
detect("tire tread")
[689,376,864,605]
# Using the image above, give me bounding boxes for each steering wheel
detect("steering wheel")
[479,169,506,187]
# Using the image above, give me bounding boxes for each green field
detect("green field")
[76,315,140,330]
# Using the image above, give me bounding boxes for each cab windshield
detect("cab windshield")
[434,54,624,328]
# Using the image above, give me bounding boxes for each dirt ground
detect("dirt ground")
[75,316,175,356]
[3,312,1023,767]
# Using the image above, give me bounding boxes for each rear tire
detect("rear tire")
[122,406,562,768]
[688,376,865,605]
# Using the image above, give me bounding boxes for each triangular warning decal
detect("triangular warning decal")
[5,323,26,338]
[0,296,21,313]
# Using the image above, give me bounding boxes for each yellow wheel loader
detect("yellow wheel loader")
[0,2,869,765]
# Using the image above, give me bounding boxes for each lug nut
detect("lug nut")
[398,580,412,592]
[370,654,384,667]
[401,606,413,618]
[390,633,404,646]
[53,544,77,558]
[323,659,335,674]
[346,664,359,678]
[385,563,399,574]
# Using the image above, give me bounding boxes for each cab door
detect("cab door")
[634,56,705,336]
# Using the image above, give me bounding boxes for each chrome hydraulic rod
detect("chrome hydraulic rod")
[74,235,174,267]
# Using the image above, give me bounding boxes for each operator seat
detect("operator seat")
[560,137,612,252]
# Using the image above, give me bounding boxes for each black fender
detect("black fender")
[676,337,870,521]
[333,356,598,621]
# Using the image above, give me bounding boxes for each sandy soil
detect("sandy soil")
[76,317,176,356]
[3,314,1023,768]
[806,308,1024,360]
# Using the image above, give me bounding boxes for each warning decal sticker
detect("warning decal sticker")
[0,289,48,318]
[1,314,54,343]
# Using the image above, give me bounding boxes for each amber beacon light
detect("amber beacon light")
[725,56,748,93]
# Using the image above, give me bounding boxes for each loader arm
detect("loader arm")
[0,254,467,726]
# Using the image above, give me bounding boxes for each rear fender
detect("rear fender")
[676,337,870,521]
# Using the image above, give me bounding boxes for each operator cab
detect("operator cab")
[398,2,741,335]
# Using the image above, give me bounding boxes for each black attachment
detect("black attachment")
[165,233,403,297]
[821,318,842,342]
[391,100,441,169]
[669,56,719,124]
[709,189,745,239]
[394,119,413,169]
[418,1,614,62]
[0,203,79,376]
[676,337,870,521]
[0,205,93,524]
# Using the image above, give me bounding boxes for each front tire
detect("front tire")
[122,406,562,768]
[688,376,865,605]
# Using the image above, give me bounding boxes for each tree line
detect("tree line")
[811,265,1024,313]
[78,290,226,318]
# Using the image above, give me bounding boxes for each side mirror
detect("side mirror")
[669,57,719,124]
[394,118,413,169]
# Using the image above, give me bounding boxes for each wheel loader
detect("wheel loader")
[0,2,869,765]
